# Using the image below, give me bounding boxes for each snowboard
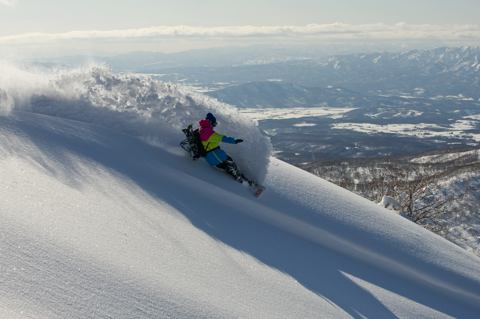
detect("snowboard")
[246,180,265,198]
[251,184,265,197]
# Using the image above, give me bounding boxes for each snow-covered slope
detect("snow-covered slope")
[1,66,480,318]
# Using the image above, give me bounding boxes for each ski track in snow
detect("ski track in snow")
[1,65,480,318]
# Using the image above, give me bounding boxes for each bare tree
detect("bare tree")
[389,165,471,228]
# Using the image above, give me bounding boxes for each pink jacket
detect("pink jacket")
[199,119,215,141]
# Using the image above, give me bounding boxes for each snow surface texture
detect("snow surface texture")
[1,65,480,318]
[379,195,402,211]
[0,63,271,183]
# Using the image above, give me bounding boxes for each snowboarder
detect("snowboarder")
[180,112,265,196]
[198,113,250,183]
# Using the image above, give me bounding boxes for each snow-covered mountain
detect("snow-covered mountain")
[205,47,480,106]
[1,65,480,318]
[318,46,480,98]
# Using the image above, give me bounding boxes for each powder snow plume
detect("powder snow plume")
[0,63,272,182]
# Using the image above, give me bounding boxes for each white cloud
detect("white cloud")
[0,0,16,7]
[1,23,480,44]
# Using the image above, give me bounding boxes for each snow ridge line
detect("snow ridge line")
[160,165,480,308]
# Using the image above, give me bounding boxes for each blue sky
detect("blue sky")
[0,0,479,57]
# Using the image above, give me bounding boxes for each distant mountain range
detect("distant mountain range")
[312,46,480,99]
[203,47,480,107]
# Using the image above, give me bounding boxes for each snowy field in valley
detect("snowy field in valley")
[332,121,480,142]
[239,107,355,120]
[1,65,480,318]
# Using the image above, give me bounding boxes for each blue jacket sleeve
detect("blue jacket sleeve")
[221,136,237,144]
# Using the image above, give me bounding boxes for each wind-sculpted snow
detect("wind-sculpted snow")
[0,63,271,182]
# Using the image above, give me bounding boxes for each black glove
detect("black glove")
[235,139,244,144]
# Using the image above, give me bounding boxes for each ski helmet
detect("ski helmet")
[206,112,217,126]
